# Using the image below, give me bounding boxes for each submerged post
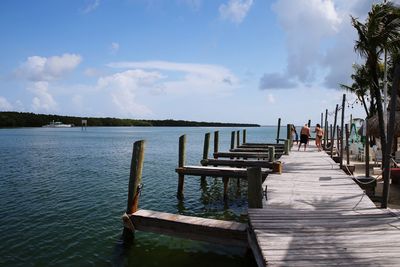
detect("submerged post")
[243,129,247,144]
[247,167,263,208]
[276,118,281,143]
[268,146,275,163]
[123,140,145,243]
[236,130,240,147]
[231,131,235,149]
[214,131,219,157]
[201,133,210,182]
[177,135,186,199]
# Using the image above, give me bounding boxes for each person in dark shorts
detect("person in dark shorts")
[298,124,310,151]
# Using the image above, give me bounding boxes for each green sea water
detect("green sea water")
[0,126,278,267]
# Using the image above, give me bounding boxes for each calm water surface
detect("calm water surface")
[0,126,278,267]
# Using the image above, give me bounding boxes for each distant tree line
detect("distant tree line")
[0,112,260,128]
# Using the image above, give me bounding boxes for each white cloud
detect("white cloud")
[108,60,239,94]
[97,70,161,116]
[267,94,275,104]
[82,0,100,14]
[0,97,13,110]
[260,0,378,90]
[17,53,82,81]
[110,42,120,54]
[219,0,253,24]
[28,82,57,112]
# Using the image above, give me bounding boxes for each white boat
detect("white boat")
[43,120,73,128]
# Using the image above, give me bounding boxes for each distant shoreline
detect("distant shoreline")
[0,112,260,128]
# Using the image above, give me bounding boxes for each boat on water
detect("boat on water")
[42,120,73,128]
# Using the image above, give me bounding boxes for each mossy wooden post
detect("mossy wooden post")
[276,118,281,143]
[230,131,235,149]
[201,133,210,182]
[284,139,289,155]
[123,140,145,243]
[177,135,186,200]
[214,131,219,158]
[247,167,263,208]
[340,94,346,169]
[236,130,240,147]
[345,124,350,165]
[243,129,247,144]
[268,146,275,162]
[324,109,328,148]
[330,104,339,158]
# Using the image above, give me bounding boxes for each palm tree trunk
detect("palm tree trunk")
[382,63,400,208]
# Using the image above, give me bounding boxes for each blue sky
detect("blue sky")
[0,0,396,125]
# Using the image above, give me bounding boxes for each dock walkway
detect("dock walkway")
[248,145,400,266]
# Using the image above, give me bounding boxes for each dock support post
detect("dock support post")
[123,140,145,243]
[201,133,210,182]
[230,131,235,149]
[330,104,339,158]
[308,120,311,128]
[268,146,275,162]
[243,129,247,144]
[345,124,350,165]
[324,109,328,148]
[223,177,229,199]
[365,121,370,177]
[284,139,289,155]
[276,118,281,143]
[236,130,240,147]
[286,124,292,148]
[247,167,263,208]
[214,131,219,158]
[177,135,186,200]
[340,94,346,169]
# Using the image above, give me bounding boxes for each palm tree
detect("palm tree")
[351,2,400,208]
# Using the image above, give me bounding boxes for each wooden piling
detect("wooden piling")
[345,124,350,165]
[201,133,210,182]
[330,104,339,158]
[243,129,247,144]
[214,131,219,157]
[365,122,370,177]
[123,140,145,243]
[324,109,328,148]
[223,177,229,199]
[236,130,240,147]
[321,112,323,128]
[307,120,311,128]
[247,167,263,208]
[231,131,235,149]
[276,118,281,144]
[177,135,186,199]
[340,94,346,169]
[284,139,289,155]
[268,146,275,163]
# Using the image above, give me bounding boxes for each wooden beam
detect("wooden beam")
[130,209,248,247]
[247,167,263,208]
[276,118,281,144]
[214,151,270,159]
[230,131,235,149]
[175,165,271,178]
[243,129,247,144]
[201,158,280,170]
[340,94,346,169]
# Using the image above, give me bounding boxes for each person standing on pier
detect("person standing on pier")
[298,124,310,151]
[314,124,324,152]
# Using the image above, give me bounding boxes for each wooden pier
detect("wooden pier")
[121,127,400,266]
[248,144,400,266]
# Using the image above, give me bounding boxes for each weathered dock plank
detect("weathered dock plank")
[130,209,248,247]
[175,165,271,178]
[248,144,400,266]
